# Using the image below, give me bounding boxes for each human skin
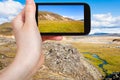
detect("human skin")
[0,0,62,80]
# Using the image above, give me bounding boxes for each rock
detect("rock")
[104,72,120,80]
[0,37,15,45]
[40,41,102,80]
[112,39,120,42]
[0,37,102,80]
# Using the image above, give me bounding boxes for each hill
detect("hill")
[0,11,84,35]
[38,11,84,33]
[38,11,74,21]
[0,22,13,36]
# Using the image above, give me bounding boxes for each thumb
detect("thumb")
[25,0,36,24]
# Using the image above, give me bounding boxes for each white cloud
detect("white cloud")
[90,27,120,34]
[92,13,120,27]
[0,0,24,24]
[90,13,120,34]
[63,15,83,20]
[0,17,8,24]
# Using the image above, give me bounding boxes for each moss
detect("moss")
[71,42,120,76]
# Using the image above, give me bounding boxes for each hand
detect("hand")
[0,0,42,80]
[0,0,63,80]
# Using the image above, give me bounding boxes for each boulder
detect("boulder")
[0,37,102,80]
[37,41,102,80]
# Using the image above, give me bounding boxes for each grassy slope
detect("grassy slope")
[0,22,13,36]
[38,20,84,33]
[71,42,120,75]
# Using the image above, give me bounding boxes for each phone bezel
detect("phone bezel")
[36,3,91,36]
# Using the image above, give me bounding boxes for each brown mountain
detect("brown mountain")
[0,22,13,36]
[38,11,74,21]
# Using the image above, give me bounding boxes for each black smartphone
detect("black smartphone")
[36,3,91,36]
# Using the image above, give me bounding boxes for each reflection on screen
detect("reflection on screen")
[38,5,84,33]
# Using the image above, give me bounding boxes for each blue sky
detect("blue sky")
[16,0,120,16]
[38,5,84,20]
[0,0,120,34]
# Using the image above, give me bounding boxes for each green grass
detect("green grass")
[38,20,84,33]
[71,42,120,76]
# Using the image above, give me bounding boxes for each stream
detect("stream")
[83,52,108,76]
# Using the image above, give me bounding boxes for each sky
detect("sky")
[38,5,84,20]
[0,0,120,34]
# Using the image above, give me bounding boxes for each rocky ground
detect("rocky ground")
[63,36,120,80]
[0,22,119,80]
[63,36,120,44]
[0,36,103,80]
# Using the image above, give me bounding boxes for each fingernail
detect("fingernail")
[26,0,34,4]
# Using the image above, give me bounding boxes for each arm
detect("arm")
[0,0,41,80]
[0,0,62,80]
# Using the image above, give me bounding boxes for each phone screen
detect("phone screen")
[36,3,90,35]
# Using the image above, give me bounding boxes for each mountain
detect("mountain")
[78,19,84,21]
[91,33,109,36]
[0,22,13,36]
[91,33,120,36]
[38,11,74,21]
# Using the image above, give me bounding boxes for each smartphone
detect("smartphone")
[36,3,91,35]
